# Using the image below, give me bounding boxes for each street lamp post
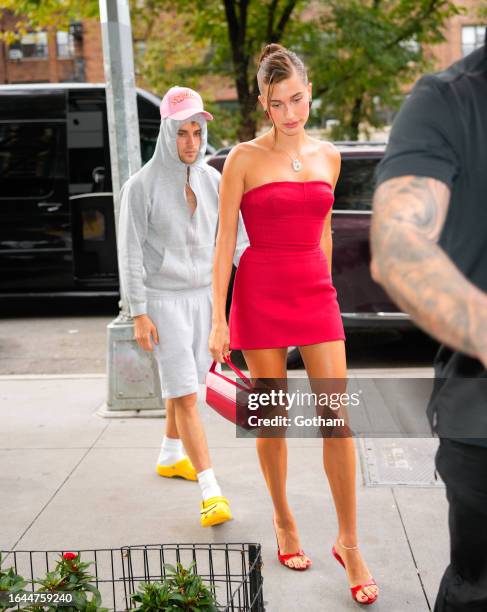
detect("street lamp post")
[98,0,163,416]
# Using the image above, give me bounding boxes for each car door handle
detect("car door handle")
[37,202,62,212]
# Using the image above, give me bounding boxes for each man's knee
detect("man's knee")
[172,392,198,412]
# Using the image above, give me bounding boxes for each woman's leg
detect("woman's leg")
[242,347,310,570]
[299,341,379,603]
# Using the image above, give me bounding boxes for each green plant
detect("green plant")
[26,553,107,612]
[131,562,218,611]
[0,552,28,611]
[131,581,172,611]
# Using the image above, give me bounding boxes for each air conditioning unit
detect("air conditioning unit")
[69,21,84,41]
[8,49,23,61]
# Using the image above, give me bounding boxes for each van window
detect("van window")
[0,91,65,120]
[137,95,160,121]
[0,123,65,198]
[334,158,379,211]
[68,92,111,195]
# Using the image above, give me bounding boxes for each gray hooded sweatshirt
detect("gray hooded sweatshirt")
[118,113,248,317]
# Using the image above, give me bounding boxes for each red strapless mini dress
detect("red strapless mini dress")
[229,180,345,350]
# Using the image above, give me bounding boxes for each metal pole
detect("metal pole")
[98,0,163,415]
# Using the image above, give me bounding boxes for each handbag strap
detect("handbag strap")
[209,355,252,386]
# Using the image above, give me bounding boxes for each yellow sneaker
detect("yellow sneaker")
[156,456,197,481]
[200,496,233,527]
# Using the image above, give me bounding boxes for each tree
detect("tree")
[164,0,309,141]
[300,0,462,140]
[129,7,242,146]
[1,0,307,140]
[1,0,471,141]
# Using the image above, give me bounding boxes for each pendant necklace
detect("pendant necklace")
[280,148,302,172]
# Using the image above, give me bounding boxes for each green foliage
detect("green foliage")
[477,3,487,19]
[0,0,98,42]
[131,562,218,611]
[0,551,107,612]
[1,0,471,140]
[204,101,240,148]
[173,0,310,140]
[0,552,28,611]
[27,553,106,612]
[301,0,463,139]
[131,581,172,612]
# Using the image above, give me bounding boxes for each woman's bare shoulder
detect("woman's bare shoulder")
[317,139,341,185]
[232,137,271,155]
[307,136,340,158]
[320,139,340,160]
[225,137,271,170]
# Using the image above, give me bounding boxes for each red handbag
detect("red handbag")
[205,355,255,428]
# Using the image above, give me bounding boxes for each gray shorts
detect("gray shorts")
[147,285,215,399]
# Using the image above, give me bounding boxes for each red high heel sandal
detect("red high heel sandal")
[273,519,312,571]
[332,543,378,605]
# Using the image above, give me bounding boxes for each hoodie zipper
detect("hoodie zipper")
[185,166,198,287]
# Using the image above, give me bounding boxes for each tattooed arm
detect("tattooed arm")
[370,175,487,368]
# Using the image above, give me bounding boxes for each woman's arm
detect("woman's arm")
[209,145,247,360]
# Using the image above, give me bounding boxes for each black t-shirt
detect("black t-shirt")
[375,40,487,446]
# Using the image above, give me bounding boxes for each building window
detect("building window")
[8,31,48,60]
[57,31,75,59]
[461,25,485,57]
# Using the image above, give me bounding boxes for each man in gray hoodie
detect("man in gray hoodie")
[118,86,248,527]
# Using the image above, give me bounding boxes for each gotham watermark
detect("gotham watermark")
[233,377,487,439]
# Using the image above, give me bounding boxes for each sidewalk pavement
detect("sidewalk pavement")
[1,369,449,612]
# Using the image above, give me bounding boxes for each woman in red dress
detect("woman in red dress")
[209,44,379,606]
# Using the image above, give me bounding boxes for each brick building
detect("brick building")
[0,13,104,84]
[428,0,485,70]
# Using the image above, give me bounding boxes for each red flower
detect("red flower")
[63,552,77,560]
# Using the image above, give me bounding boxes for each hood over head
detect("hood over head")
[149,112,208,173]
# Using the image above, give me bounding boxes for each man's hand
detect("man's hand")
[133,314,159,352]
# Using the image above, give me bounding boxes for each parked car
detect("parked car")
[0,83,215,297]
[213,145,233,157]
[204,142,217,161]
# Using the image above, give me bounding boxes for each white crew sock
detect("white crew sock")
[197,468,222,501]
[157,436,185,466]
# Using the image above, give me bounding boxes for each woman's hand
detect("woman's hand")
[209,321,231,363]
[133,314,159,352]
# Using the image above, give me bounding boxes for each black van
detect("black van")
[0,83,162,297]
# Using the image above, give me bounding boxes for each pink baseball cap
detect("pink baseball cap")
[160,86,213,121]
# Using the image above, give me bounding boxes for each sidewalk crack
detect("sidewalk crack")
[392,487,432,611]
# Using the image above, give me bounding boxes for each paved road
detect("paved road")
[0,298,438,375]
